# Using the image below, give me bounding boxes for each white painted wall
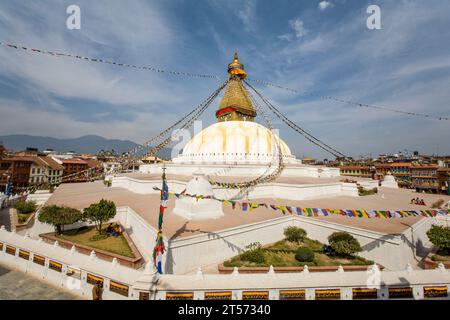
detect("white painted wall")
[139,163,341,178]
[1,226,450,300]
[112,176,359,200]
[13,201,450,275]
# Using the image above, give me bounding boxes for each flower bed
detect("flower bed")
[424,250,450,269]
[11,208,36,232]
[222,238,375,272]
[40,224,143,268]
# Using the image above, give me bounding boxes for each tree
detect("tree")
[82,199,116,234]
[427,225,450,254]
[38,205,82,235]
[284,226,307,243]
[328,232,362,257]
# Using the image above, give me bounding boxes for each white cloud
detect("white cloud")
[262,1,450,157]
[238,0,257,32]
[0,98,178,143]
[318,1,333,11]
[0,0,199,140]
[277,34,293,42]
[289,18,307,38]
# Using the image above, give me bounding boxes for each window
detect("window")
[49,261,63,273]
[109,281,129,297]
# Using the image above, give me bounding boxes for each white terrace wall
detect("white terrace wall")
[0,227,142,300]
[112,176,358,200]
[47,205,450,274]
[139,163,340,178]
[167,215,449,274]
[24,203,449,274]
[140,267,450,300]
[292,216,404,269]
[167,216,293,274]
[115,207,159,262]
[1,227,450,300]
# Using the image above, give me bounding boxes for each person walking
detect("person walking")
[92,280,103,300]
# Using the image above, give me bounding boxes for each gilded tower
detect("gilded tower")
[216,53,257,122]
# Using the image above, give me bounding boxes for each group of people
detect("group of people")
[105,223,123,237]
[410,197,426,206]
[0,193,27,209]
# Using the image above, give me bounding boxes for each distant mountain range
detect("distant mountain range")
[0,134,173,157]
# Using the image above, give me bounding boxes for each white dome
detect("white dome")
[173,121,295,165]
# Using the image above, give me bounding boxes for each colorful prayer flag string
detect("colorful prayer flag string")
[152,167,169,274]
[0,41,220,80]
[153,187,450,219]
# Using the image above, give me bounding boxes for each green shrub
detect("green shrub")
[13,200,37,214]
[328,232,362,256]
[240,249,265,264]
[284,226,307,243]
[427,225,450,254]
[295,247,315,262]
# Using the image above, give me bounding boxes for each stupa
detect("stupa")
[113,53,359,201]
[381,172,399,189]
[140,53,339,179]
[173,171,224,220]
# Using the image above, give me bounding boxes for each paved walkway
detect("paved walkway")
[0,208,11,231]
[0,264,79,300]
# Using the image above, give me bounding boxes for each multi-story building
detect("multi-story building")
[0,158,12,193]
[374,163,391,180]
[15,148,40,157]
[437,168,450,195]
[29,157,65,185]
[410,164,440,193]
[5,157,34,192]
[55,158,89,183]
[389,163,412,188]
[339,165,373,178]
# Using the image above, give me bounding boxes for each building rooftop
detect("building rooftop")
[61,158,89,165]
[390,163,413,167]
[411,164,439,169]
[5,156,35,162]
[39,157,65,171]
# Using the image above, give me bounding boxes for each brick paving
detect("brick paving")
[0,264,79,300]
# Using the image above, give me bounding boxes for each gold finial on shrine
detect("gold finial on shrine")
[227,52,247,79]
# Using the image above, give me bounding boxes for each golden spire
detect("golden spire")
[227,52,247,79]
[216,52,255,122]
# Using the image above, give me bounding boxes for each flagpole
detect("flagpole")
[153,164,168,274]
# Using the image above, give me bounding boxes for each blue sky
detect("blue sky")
[0,0,449,159]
